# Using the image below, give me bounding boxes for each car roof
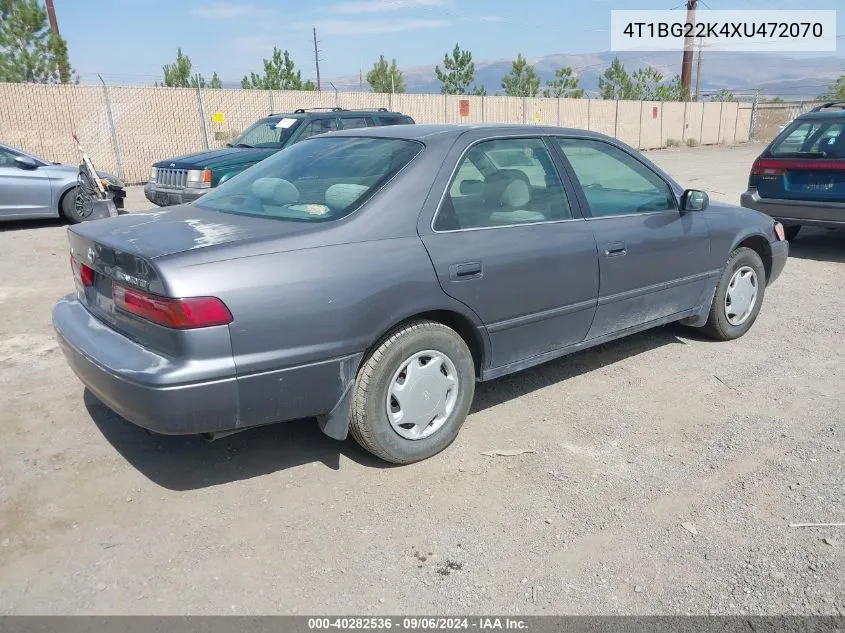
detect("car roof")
[324,123,614,141]
[796,110,845,121]
[265,109,406,119]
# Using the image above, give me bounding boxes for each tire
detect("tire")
[701,247,766,341]
[349,319,475,464]
[784,225,801,241]
[60,186,86,224]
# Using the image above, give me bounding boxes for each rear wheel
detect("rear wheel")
[701,247,766,341]
[349,320,475,464]
[784,225,801,241]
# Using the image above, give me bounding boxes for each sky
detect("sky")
[56,0,844,85]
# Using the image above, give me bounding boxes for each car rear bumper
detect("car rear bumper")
[53,295,240,435]
[53,295,361,437]
[740,190,845,228]
[144,183,208,207]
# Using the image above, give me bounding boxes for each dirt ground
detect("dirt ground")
[0,143,842,616]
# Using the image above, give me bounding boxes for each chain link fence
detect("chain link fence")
[0,82,753,184]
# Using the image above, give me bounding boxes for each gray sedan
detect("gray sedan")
[53,125,788,464]
[0,143,125,222]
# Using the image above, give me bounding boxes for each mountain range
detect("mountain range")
[323,51,843,100]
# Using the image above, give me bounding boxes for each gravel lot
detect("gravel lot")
[0,143,842,616]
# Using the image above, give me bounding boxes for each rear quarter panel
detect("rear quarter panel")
[154,236,486,423]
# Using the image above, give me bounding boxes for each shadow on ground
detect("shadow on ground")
[0,218,65,232]
[87,326,694,491]
[787,228,845,264]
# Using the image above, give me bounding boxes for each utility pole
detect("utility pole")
[44,0,68,82]
[680,0,698,101]
[313,27,321,91]
[694,37,704,101]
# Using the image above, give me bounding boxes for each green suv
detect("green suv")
[144,107,415,207]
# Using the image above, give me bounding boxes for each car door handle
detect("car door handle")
[603,242,627,257]
[449,261,483,280]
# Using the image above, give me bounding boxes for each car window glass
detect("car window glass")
[435,138,573,231]
[339,117,370,130]
[196,137,421,223]
[771,119,845,158]
[557,138,675,217]
[377,114,406,126]
[232,119,298,148]
[0,147,21,166]
[296,118,339,142]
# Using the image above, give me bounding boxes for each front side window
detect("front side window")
[771,119,845,158]
[0,147,19,166]
[557,138,676,217]
[434,138,573,231]
[296,118,339,142]
[196,137,421,222]
[231,118,300,148]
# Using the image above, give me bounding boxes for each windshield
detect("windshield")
[230,117,301,148]
[771,118,845,158]
[196,136,423,222]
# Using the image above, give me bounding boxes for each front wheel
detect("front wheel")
[60,186,89,224]
[701,247,766,341]
[349,320,476,464]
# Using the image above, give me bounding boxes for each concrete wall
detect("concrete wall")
[0,83,749,184]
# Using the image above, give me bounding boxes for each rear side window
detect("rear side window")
[770,119,845,158]
[377,114,412,126]
[196,137,421,222]
[435,138,573,231]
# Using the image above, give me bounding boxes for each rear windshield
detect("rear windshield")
[196,137,422,222]
[770,118,845,158]
[230,117,301,148]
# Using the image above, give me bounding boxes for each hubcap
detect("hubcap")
[724,265,758,326]
[386,350,459,440]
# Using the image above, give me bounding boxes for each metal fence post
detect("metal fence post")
[638,100,643,149]
[750,89,760,141]
[660,103,664,148]
[717,100,724,143]
[733,103,740,143]
[557,97,561,127]
[97,74,124,181]
[444,94,448,124]
[614,100,619,138]
[587,98,591,130]
[681,100,689,142]
[196,86,210,150]
[481,94,485,123]
[269,90,274,114]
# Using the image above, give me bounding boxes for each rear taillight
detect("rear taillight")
[751,158,786,177]
[112,282,232,329]
[71,256,94,286]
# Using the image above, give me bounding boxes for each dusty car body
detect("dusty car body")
[0,143,125,222]
[54,125,788,464]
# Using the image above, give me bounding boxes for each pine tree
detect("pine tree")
[435,43,475,95]
[367,55,406,93]
[501,54,540,97]
[0,0,75,83]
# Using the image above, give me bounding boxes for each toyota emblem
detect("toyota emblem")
[87,247,95,263]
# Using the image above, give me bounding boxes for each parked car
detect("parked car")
[144,107,415,207]
[0,143,125,222]
[741,100,845,240]
[54,125,788,464]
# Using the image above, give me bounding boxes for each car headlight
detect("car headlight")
[149,167,157,183]
[186,169,212,189]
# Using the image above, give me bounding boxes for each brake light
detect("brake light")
[751,158,785,177]
[112,282,232,329]
[71,256,94,286]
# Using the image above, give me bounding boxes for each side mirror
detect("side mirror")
[13,155,39,170]
[681,189,709,212]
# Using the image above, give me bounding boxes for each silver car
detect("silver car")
[0,143,125,222]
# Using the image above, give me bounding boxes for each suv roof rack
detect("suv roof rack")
[269,107,392,116]
[810,100,845,112]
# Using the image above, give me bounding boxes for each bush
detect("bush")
[666,138,681,147]
[686,138,700,148]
